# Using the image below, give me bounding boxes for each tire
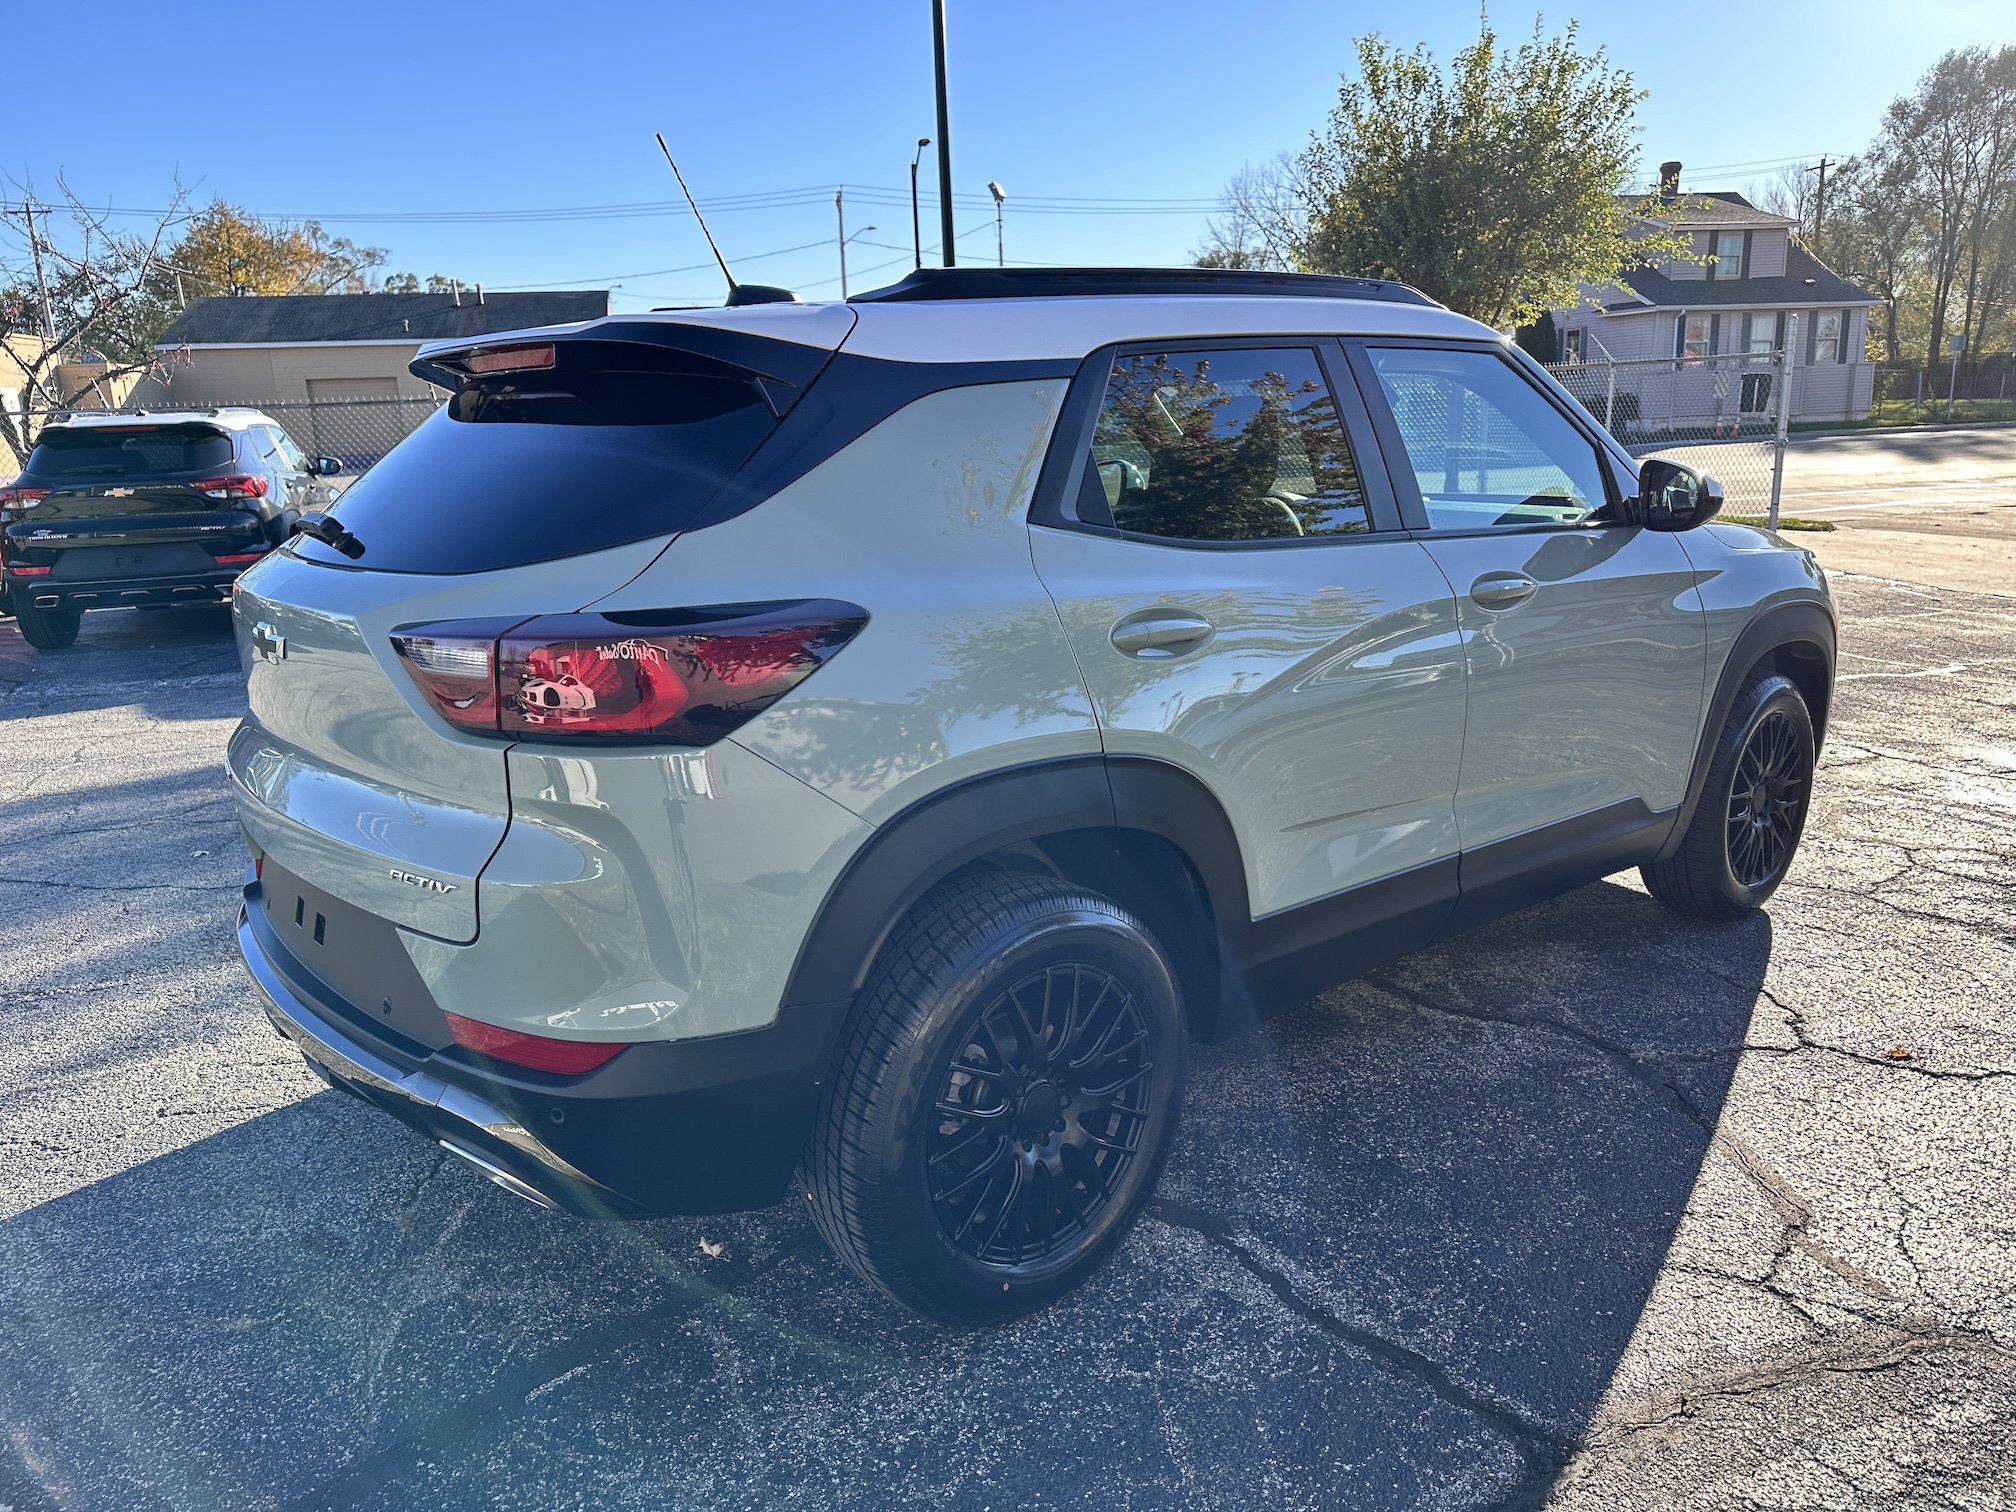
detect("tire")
[805,871,1188,1324]
[1643,672,1814,919]
[14,600,82,650]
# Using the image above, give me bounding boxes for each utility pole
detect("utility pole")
[987,181,1006,266]
[836,188,848,299]
[1805,157,1832,245]
[22,199,57,343]
[931,0,956,267]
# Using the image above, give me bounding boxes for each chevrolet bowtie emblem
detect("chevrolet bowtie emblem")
[251,622,287,662]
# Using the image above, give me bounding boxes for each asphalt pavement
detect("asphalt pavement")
[0,444,2011,1509]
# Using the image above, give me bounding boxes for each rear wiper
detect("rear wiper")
[291,515,366,560]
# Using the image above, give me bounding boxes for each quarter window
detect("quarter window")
[1713,231,1746,279]
[1087,347,1372,542]
[1365,347,1609,531]
[1813,311,1843,364]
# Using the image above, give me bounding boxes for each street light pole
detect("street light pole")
[931,0,956,267]
[909,138,931,270]
[836,188,847,298]
[838,221,876,300]
[987,181,1005,267]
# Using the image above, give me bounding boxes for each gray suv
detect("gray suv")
[230,268,1833,1323]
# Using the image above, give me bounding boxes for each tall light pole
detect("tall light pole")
[987,181,1006,267]
[931,0,956,267]
[909,138,932,270]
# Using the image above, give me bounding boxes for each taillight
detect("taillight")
[213,550,266,564]
[7,564,51,576]
[0,485,50,509]
[390,620,521,734]
[444,1012,628,1074]
[391,600,867,745]
[190,473,269,500]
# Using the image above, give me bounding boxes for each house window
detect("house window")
[1678,314,1713,362]
[1713,231,1746,280]
[1814,311,1843,364]
[1563,328,1584,362]
[1747,312,1779,355]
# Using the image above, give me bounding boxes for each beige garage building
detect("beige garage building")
[130,289,610,408]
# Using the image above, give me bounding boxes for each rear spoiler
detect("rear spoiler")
[412,310,856,419]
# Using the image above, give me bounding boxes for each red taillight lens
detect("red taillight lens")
[391,601,867,745]
[7,564,50,575]
[0,485,50,508]
[444,1012,627,1074]
[190,473,269,500]
[214,550,266,564]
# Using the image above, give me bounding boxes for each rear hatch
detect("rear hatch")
[4,422,272,576]
[230,306,854,943]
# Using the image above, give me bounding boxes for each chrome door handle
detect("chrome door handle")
[1469,574,1538,609]
[1109,610,1215,658]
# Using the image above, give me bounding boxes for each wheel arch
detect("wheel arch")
[1658,597,1835,863]
[779,756,1255,1043]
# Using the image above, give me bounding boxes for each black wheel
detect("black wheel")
[805,871,1187,1324]
[1643,672,1814,919]
[14,600,81,650]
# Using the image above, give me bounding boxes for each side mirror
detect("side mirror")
[308,456,344,477]
[1638,459,1724,531]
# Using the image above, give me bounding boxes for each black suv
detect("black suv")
[1,409,340,649]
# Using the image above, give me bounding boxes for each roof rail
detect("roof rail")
[847,266,1438,307]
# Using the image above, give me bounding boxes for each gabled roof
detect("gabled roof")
[1605,241,1881,311]
[1624,191,1796,230]
[154,291,611,348]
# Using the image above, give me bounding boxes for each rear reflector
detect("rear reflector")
[213,551,265,565]
[391,600,868,745]
[444,1012,628,1074]
[464,343,556,375]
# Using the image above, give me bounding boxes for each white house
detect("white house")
[1553,162,1882,425]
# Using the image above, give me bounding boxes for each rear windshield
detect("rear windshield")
[27,424,235,480]
[291,346,781,574]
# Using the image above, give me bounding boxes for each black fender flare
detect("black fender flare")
[1659,597,1836,862]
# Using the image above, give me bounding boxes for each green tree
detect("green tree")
[1297,21,1669,326]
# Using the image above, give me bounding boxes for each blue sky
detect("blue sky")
[14,0,2010,313]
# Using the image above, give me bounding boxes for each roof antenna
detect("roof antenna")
[654,132,800,308]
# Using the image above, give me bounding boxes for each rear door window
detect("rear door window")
[291,339,789,574]
[27,424,235,480]
[1087,347,1373,542]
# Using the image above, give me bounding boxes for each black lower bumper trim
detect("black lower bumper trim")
[237,890,848,1217]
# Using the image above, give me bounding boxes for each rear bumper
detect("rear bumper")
[8,568,241,611]
[237,880,847,1217]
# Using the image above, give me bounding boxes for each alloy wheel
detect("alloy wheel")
[926,962,1155,1267]
[1725,708,1809,888]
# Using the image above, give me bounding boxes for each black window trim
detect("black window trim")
[1025,333,1409,552]
[1340,335,1631,540]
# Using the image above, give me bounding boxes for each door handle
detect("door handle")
[1469,574,1538,610]
[1109,609,1215,658]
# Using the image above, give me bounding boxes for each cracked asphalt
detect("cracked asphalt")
[1,499,2013,1508]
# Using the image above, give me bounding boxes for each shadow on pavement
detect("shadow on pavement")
[0,877,1766,1511]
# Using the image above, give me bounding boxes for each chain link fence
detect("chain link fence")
[1546,350,1789,526]
[2,395,445,482]
[1871,360,2015,425]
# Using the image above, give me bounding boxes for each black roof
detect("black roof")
[1610,241,1879,311]
[849,267,1437,306]
[155,291,611,347]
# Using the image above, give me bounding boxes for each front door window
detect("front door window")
[1362,347,1609,531]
